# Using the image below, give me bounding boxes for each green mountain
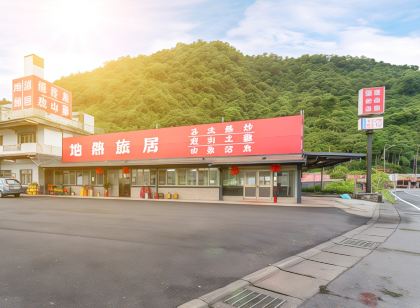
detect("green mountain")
[55,41,420,171]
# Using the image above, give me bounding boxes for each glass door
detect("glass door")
[119,170,131,197]
[107,170,119,197]
[258,171,272,200]
[244,171,257,199]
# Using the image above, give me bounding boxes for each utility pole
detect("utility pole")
[383,144,396,173]
[414,145,419,177]
[366,130,373,193]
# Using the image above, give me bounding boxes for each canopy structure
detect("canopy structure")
[304,152,365,170]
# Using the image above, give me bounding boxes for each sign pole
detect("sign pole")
[366,130,373,193]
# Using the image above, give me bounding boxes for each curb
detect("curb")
[21,194,334,208]
[178,202,392,307]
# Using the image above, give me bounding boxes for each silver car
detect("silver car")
[0,178,25,197]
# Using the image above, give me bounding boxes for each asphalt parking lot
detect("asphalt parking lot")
[0,197,367,307]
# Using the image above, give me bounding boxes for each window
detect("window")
[63,171,70,184]
[209,168,219,186]
[143,169,150,185]
[96,172,104,185]
[177,169,186,185]
[0,170,12,177]
[83,170,90,185]
[20,169,32,185]
[54,171,63,185]
[131,169,157,186]
[76,171,83,185]
[150,170,157,185]
[158,170,166,185]
[274,171,295,197]
[166,169,176,185]
[6,179,19,184]
[187,169,197,185]
[69,171,76,185]
[198,169,209,186]
[223,171,242,186]
[18,133,36,144]
[132,169,142,185]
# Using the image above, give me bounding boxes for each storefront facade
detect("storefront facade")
[42,115,305,203]
[43,163,300,202]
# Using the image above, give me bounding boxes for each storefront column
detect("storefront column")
[156,168,159,196]
[218,168,223,201]
[297,164,302,204]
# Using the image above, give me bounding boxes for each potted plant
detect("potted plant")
[104,182,111,197]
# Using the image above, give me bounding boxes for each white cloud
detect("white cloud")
[339,27,420,67]
[1,0,419,100]
[226,0,420,67]
[0,0,204,100]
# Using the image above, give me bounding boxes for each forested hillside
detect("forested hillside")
[55,41,419,171]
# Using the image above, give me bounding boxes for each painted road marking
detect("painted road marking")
[402,190,420,198]
[391,191,420,211]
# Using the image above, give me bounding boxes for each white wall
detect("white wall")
[43,127,62,147]
[0,129,17,145]
[1,159,39,183]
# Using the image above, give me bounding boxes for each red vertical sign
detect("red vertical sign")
[358,87,385,116]
[12,75,72,119]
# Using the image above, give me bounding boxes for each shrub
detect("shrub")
[302,185,322,192]
[328,165,349,180]
[323,180,354,194]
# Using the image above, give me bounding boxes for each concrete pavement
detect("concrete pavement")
[301,189,420,308]
[181,190,420,308]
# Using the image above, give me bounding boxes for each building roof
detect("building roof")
[39,154,305,168]
[304,152,365,169]
[0,107,92,135]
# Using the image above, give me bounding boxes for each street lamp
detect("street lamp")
[383,144,396,173]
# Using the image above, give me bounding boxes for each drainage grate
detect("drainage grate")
[223,288,286,308]
[339,238,378,249]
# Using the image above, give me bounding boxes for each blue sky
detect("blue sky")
[1,0,419,99]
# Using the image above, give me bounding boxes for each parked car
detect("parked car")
[0,178,25,197]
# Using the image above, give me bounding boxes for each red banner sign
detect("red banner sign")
[358,86,385,116]
[62,115,303,162]
[12,75,72,119]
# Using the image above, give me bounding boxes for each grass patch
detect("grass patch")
[319,285,330,294]
[382,190,396,204]
[381,288,403,298]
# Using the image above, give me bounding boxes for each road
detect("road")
[393,189,420,212]
[0,197,367,308]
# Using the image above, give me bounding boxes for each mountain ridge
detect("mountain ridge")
[54,40,420,169]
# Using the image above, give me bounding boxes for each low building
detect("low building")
[0,55,95,187]
[40,115,364,203]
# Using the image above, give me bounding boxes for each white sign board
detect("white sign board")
[389,174,398,182]
[358,117,384,131]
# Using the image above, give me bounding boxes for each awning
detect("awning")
[39,154,305,168]
[304,152,365,169]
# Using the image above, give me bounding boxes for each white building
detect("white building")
[0,55,95,190]
[0,104,94,188]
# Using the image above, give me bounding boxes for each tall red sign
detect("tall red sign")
[12,75,72,119]
[62,115,304,162]
[358,86,385,116]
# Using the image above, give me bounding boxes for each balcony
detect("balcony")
[0,107,95,134]
[0,143,61,157]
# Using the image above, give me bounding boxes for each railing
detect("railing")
[0,108,95,134]
[2,144,21,151]
[0,143,61,156]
